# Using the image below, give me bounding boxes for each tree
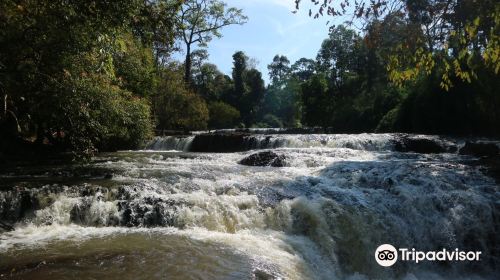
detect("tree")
[294,0,500,89]
[301,74,330,128]
[177,0,247,82]
[268,55,291,86]
[241,68,266,125]
[264,55,304,127]
[230,51,249,107]
[316,26,363,88]
[193,62,223,99]
[155,63,209,131]
[291,58,317,82]
[0,0,158,157]
[133,0,182,67]
[190,49,210,85]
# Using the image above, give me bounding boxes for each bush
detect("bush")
[376,106,400,132]
[54,75,153,155]
[155,64,209,131]
[208,101,240,129]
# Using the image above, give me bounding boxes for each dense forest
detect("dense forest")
[0,0,499,158]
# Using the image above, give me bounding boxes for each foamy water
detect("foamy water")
[1,134,499,279]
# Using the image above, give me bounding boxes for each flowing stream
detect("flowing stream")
[0,133,499,279]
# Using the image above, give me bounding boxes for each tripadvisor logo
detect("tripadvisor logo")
[375,244,398,267]
[375,244,482,267]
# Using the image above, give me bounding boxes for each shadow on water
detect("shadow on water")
[0,232,276,280]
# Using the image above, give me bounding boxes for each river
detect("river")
[0,133,499,279]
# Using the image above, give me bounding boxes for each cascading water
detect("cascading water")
[145,136,195,151]
[0,133,499,279]
[145,133,403,152]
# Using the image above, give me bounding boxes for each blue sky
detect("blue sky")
[176,0,342,84]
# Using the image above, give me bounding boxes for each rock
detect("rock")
[190,133,253,152]
[394,137,448,154]
[0,221,14,231]
[104,172,113,179]
[478,156,500,183]
[239,151,287,167]
[459,142,500,157]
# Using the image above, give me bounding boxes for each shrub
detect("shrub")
[208,101,240,129]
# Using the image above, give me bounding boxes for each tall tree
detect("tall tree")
[242,68,265,125]
[133,0,182,67]
[301,73,330,128]
[291,58,317,82]
[177,0,247,82]
[190,48,210,83]
[268,55,291,86]
[316,26,363,88]
[294,0,500,89]
[230,51,248,107]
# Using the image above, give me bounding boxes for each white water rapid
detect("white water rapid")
[1,133,499,279]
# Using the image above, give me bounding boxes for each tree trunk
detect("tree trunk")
[184,44,192,84]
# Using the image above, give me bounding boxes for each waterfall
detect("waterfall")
[145,136,195,151]
[1,133,499,279]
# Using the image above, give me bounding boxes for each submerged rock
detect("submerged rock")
[239,151,287,167]
[459,142,500,157]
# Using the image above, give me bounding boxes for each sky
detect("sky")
[175,0,342,84]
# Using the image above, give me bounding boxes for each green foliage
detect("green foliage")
[0,0,174,157]
[291,58,316,82]
[301,73,330,127]
[208,101,240,129]
[199,51,267,128]
[298,0,500,89]
[155,63,209,131]
[317,25,363,87]
[388,67,500,135]
[259,114,284,128]
[113,33,156,98]
[177,0,247,81]
[61,75,153,154]
[231,51,249,106]
[268,55,291,85]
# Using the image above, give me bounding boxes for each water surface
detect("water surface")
[1,134,499,279]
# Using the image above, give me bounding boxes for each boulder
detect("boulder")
[459,142,500,157]
[239,151,287,167]
[394,137,450,154]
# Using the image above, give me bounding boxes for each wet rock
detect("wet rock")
[393,136,451,154]
[117,197,189,227]
[477,156,500,184]
[459,142,500,157]
[190,133,253,152]
[0,188,40,224]
[0,220,14,231]
[104,172,113,179]
[253,269,278,280]
[239,151,287,167]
